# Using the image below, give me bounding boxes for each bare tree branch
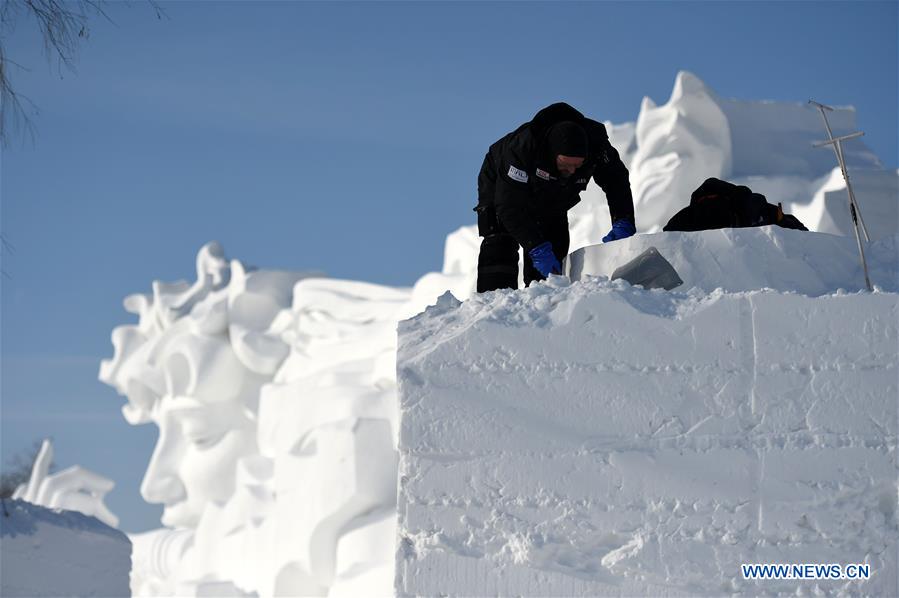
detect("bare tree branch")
[0,440,55,498]
[0,0,165,146]
[0,34,38,144]
[1,232,14,279]
[1,234,15,255]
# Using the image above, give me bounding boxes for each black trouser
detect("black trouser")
[475,206,569,293]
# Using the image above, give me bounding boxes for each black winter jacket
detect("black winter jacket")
[476,102,635,251]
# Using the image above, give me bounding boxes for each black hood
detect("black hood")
[529,102,586,139]
[545,121,588,159]
[530,103,589,170]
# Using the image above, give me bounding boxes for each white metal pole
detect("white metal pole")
[812,131,872,240]
[809,100,873,291]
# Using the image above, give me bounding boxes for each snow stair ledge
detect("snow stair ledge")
[395,229,898,597]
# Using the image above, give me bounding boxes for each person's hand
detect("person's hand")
[528,242,562,277]
[602,219,636,243]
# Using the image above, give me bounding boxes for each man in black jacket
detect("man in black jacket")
[475,102,636,293]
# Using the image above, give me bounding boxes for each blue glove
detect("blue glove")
[602,219,636,243]
[528,241,562,277]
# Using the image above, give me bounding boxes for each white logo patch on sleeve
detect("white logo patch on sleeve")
[507,165,529,183]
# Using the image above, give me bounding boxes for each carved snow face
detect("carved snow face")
[138,335,263,529]
[141,395,258,529]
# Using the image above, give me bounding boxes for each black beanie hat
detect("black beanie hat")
[545,121,588,158]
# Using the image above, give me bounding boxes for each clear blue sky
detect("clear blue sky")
[2,1,896,532]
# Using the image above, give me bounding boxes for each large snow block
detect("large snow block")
[567,228,899,296]
[395,279,898,597]
[1,499,132,597]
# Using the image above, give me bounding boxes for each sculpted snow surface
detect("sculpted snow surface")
[568,228,899,296]
[396,277,898,597]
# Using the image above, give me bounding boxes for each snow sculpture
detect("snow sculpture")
[12,439,120,528]
[101,72,899,596]
[100,249,287,530]
[179,277,412,596]
[100,242,311,594]
[575,71,896,243]
[128,528,195,597]
[101,244,423,596]
[629,71,733,232]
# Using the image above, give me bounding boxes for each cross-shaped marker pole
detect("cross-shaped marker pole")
[809,99,872,291]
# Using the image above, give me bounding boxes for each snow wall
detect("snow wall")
[395,252,899,596]
[567,228,899,295]
[0,499,132,597]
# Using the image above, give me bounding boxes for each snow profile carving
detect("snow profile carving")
[100,243,282,532]
[629,71,733,232]
[100,242,413,596]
